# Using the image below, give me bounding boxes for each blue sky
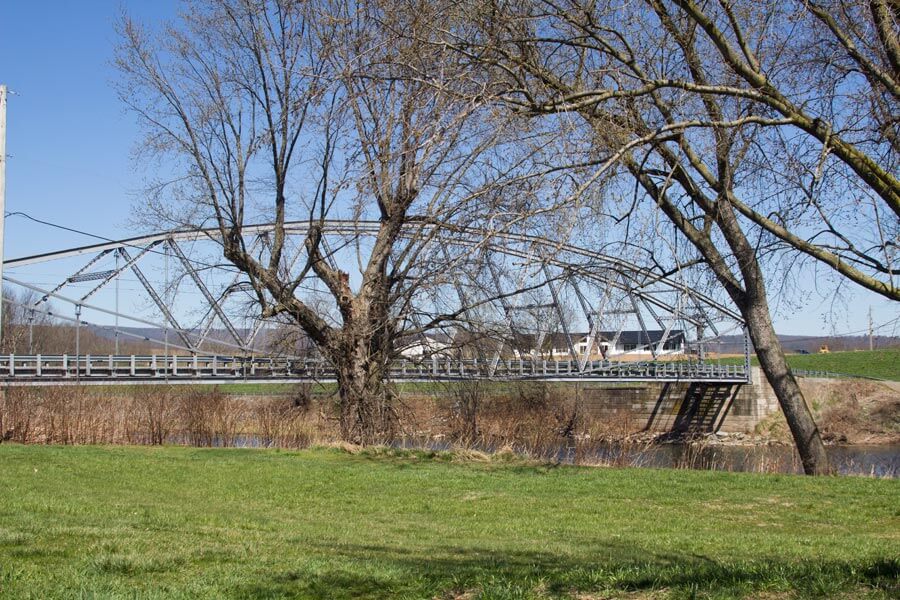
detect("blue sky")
[1,1,176,251]
[0,0,896,337]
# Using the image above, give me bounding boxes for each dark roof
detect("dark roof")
[493,330,684,349]
[598,330,684,345]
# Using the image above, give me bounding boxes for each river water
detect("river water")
[554,442,900,477]
[197,434,899,477]
[394,438,900,477]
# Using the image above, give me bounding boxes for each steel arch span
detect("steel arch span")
[1,220,750,385]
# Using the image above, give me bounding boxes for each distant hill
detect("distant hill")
[14,321,899,357]
[706,334,900,355]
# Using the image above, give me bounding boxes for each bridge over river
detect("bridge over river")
[2,220,753,389]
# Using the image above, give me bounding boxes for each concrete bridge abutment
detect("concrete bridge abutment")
[577,367,780,434]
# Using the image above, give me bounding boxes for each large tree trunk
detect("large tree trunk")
[741,298,831,475]
[623,160,831,474]
[716,202,832,475]
[706,198,831,475]
[331,328,396,445]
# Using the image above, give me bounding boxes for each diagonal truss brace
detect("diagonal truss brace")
[34,249,114,306]
[167,239,244,349]
[627,289,656,359]
[541,263,578,364]
[80,243,162,303]
[119,247,195,351]
[440,245,488,367]
[244,234,313,348]
[570,273,610,369]
[641,294,679,356]
[486,258,529,376]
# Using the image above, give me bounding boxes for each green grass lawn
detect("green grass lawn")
[777,348,900,380]
[0,446,897,599]
[718,348,900,381]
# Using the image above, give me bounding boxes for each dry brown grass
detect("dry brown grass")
[0,386,334,448]
[751,379,900,445]
[0,383,633,462]
[798,380,898,444]
[3,378,894,478]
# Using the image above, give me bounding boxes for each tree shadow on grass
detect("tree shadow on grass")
[229,539,899,599]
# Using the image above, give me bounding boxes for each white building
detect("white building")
[549,330,686,358]
[396,333,452,358]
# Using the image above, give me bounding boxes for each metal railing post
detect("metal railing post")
[743,326,752,382]
[74,304,81,384]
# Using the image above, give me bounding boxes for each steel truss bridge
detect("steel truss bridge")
[1,220,751,386]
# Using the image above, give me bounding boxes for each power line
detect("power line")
[2,210,328,296]
[5,211,123,245]
[771,316,900,344]
[5,211,228,271]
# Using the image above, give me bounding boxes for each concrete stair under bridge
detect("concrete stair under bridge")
[668,383,738,435]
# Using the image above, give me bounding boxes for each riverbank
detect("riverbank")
[1,377,897,476]
[0,444,897,599]
[753,378,900,446]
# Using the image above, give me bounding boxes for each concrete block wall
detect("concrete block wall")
[578,367,780,433]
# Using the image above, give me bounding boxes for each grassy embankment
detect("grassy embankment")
[0,445,897,599]
[718,348,900,381]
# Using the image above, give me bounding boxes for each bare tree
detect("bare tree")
[116,0,531,443]
[1,290,51,354]
[438,0,900,473]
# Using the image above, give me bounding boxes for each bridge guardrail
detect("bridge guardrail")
[792,368,887,382]
[0,354,750,384]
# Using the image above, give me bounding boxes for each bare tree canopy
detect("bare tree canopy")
[450,0,898,301]
[116,0,542,442]
[431,0,900,473]
[116,0,897,470]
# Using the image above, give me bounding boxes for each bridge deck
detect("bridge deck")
[0,354,749,385]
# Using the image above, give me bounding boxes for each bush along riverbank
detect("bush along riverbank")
[0,379,897,476]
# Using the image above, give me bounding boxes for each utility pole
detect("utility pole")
[0,85,8,348]
[115,250,120,355]
[75,304,81,384]
[868,306,874,351]
[164,242,169,381]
